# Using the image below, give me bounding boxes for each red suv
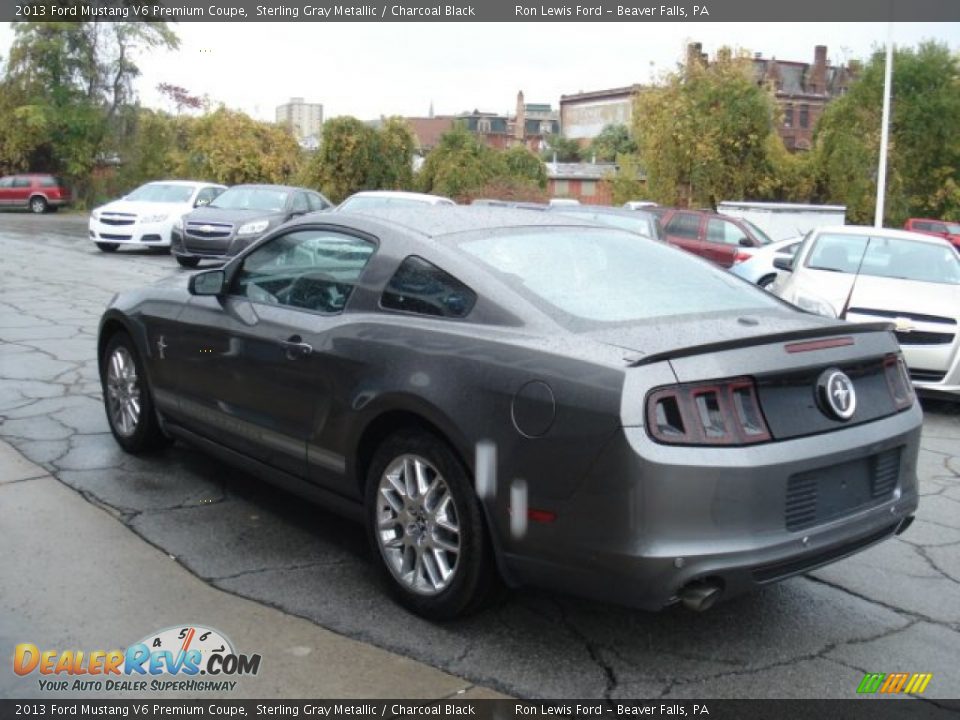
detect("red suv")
[903,218,960,250]
[653,207,772,267]
[0,173,72,213]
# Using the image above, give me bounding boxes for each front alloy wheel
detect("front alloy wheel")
[106,345,141,438]
[29,196,47,214]
[375,454,461,596]
[100,333,170,453]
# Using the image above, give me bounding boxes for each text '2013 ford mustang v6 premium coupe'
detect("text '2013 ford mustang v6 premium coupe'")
[98,207,920,619]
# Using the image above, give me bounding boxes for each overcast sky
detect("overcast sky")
[1,22,958,121]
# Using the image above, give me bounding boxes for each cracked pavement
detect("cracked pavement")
[2,213,959,700]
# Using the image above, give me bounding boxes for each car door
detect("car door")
[173,226,377,481]
[663,211,705,258]
[704,217,752,267]
[0,176,13,206]
[11,176,32,206]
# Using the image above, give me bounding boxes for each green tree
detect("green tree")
[813,41,960,224]
[502,144,547,189]
[0,21,179,200]
[374,116,416,191]
[419,125,548,201]
[418,123,503,199]
[541,134,582,162]
[633,48,778,208]
[589,124,637,162]
[301,116,380,203]
[607,154,647,205]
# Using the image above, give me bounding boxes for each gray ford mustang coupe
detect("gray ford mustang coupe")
[98,207,921,619]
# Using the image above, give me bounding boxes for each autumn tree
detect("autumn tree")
[182,108,302,185]
[813,41,960,224]
[633,48,778,208]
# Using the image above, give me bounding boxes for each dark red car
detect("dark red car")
[0,173,72,213]
[903,218,960,250]
[652,207,772,267]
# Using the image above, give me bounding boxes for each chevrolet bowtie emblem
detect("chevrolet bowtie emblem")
[200,225,214,233]
[894,317,915,333]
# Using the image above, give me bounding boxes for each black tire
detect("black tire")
[29,196,48,214]
[364,429,500,620]
[757,274,777,289]
[176,255,200,268]
[100,332,171,454]
[96,242,119,253]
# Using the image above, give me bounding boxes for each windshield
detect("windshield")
[805,233,960,285]
[947,223,960,234]
[126,183,194,203]
[742,219,773,245]
[340,196,436,211]
[460,228,782,329]
[210,187,288,212]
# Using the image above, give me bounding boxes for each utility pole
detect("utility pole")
[874,22,894,228]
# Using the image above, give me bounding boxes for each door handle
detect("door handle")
[281,335,313,360]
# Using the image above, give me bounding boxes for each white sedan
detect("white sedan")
[90,181,226,253]
[730,236,803,288]
[337,191,454,212]
[771,225,960,398]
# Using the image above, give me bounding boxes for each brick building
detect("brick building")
[546,162,616,205]
[559,85,644,142]
[686,41,855,151]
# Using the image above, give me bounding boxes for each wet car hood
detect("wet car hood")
[183,206,287,224]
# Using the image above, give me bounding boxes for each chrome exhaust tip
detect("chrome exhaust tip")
[679,580,723,612]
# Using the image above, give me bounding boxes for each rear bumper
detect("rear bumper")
[501,404,922,610]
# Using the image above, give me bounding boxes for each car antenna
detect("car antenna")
[838,237,873,320]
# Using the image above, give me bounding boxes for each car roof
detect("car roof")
[812,225,954,247]
[553,205,654,218]
[141,180,224,187]
[331,205,601,239]
[345,190,451,203]
[228,183,309,193]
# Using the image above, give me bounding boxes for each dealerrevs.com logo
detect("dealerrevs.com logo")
[13,625,261,693]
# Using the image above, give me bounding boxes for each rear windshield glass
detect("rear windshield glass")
[126,183,195,203]
[806,233,960,285]
[459,229,781,329]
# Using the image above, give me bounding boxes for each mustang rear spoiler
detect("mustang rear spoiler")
[628,321,894,367]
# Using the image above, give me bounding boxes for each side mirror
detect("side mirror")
[188,269,225,296]
[773,256,794,272]
[738,237,752,247]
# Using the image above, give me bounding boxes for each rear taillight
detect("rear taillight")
[733,251,752,264]
[646,377,771,445]
[883,353,915,411]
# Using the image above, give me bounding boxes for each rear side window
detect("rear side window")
[381,256,476,318]
[39,176,62,188]
[706,218,750,246]
[666,212,700,239]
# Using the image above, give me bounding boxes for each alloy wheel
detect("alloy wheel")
[106,346,141,437]
[375,454,461,596]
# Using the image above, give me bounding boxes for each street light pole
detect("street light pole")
[874,23,894,228]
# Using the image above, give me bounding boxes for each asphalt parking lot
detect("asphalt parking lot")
[1,212,959,700]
